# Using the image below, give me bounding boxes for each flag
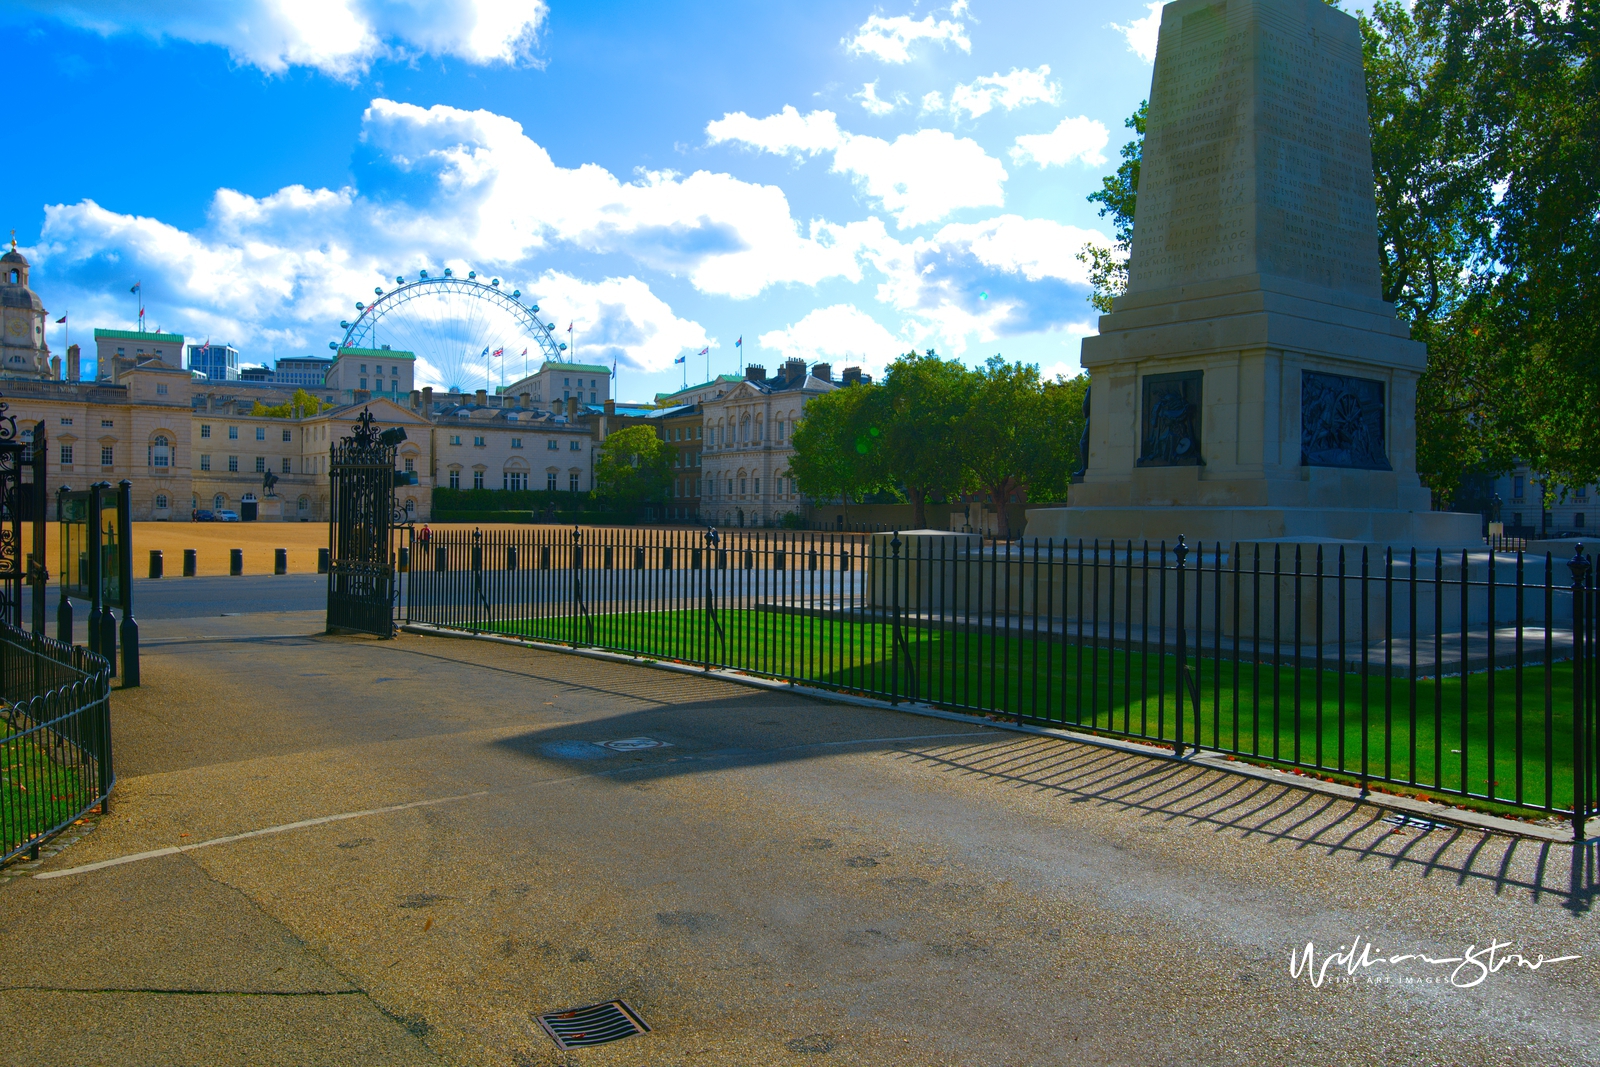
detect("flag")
[54,315,66,324]
[130,282,140,294]
[138,307,145,319]
[520,348,527,356]
[735,336,742,349]
[567,322,573,333]
[492,347,503,357]
[480,345,490,357]
[673,355,686,365]
[698,346,709,356]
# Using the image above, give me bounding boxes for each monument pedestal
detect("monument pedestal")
[1026,0,1479,551]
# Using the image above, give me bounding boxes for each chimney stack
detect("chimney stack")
[782,357,806,384]
[841,366,863,387]
[566,396,578,418]
[475,388,488,407]
[603,398,615,416]
[519,392,531,408]
[422,385,434,412]
[811,363,831,382]
[66,343,80,382]
[50,355,61,381]
[409,389,421,410]
[745,364,766,382]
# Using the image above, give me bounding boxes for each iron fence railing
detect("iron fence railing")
[0,622,113,865]
[404,527,1599,836]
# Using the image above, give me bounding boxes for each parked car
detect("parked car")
[217,509,241,522]
[193,509,217,522]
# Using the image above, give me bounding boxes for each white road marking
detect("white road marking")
[35,791,488,881]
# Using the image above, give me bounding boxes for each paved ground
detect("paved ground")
[1,606,1596,1066]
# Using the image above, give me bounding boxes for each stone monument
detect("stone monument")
[1027,0,1480,548]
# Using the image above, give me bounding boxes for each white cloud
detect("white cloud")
[920,90,946,114]
[935,216,1105,285]
[20,0,548,78]
[519,272,708,375]
[1112,2,1163,64]
[708,108,1007,230]
[705,105,843,156]
[845,12,971,64]
[1010,115,1110,168]
[854,81,902,116]
[758,305,908,377]
[947,66,1060,119]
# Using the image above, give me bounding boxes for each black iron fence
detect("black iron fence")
[0,622,113,865]
[404,527,1599,835]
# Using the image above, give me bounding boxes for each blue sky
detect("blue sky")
[6,1,1184,396]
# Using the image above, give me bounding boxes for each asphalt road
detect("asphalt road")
[23,573,329,622]
[1,609,1595,1065]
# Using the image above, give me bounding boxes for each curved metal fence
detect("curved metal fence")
[0,624,113,865]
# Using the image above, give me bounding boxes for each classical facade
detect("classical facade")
[701,359,835,527]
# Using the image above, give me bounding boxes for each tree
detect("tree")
[253,388,331,418]
[879,350,972,527]
[957,357,1072,540]
[788,382,890,521]
[1078,100,1146,314]
[594,425,673,512]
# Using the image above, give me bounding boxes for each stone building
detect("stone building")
[502,361,611,416]
[702,359,835,527]
[1,240,57,380]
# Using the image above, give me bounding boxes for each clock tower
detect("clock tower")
[1,232,53,380]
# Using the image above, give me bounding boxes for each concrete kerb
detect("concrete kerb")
[398,621,1578,845]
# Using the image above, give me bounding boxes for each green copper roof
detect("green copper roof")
[539,360,610,374]
[337,347,415,360]
[94,328,184,344]
[655,374,742,402]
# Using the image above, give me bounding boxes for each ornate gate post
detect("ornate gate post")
[327,410,400,637]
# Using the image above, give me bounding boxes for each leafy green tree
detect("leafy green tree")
[252,388,331,418]
[1078,100,1145,314]
[789,381,890,521]
[879,350,973,528]
[956,357,1075,540]
[594,424,673,512]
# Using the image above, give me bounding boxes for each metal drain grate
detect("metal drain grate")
[536,1000,651,1050]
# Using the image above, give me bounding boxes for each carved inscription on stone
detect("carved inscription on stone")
[1138,371,1204,467]
[1127,0,1381,297]
[1300,370,1389,469]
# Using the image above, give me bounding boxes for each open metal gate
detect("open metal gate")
[0,396,47,632]
[327,409,400,636]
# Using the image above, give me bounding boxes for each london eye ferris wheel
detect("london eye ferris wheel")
[331,268,569,392]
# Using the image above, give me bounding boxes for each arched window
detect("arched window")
[149,435,171,468]
[154,494,169,509]
[7,270,16,285]
[298,496,310,512]
[213,494,225,510]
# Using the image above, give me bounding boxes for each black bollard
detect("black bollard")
[57,594,72,645]
[120,610,140,687]
[317,547,329,574]
[149,550,164,579]
[99,606,116,677]
[183,549,197,576]
[274,548,287,575]
[230,549,243,576]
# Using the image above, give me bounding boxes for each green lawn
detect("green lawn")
[1,731,95,860]
[492,607,1581,815]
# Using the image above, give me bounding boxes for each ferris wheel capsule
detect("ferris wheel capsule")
[419,269,429,279]
[546,323,556,331]
[374,287,383,296]
[491,278,500,287]
[512,290,521,299]
[395,276,404,284]
[356,302,365,310]
[329,341,338,350]
[558,342,567,351]
[529,305,539,313]
[340,320,350,329]
[468,271,476,279]
[443,268,453,277]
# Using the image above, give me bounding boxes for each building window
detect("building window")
[547,439,558,450]
[360,378,368,390]
[255,427,265,441]
[548,471,557,491]
[739,478,746,495]
[101,419,113,428]
[511,438,522,449]
[1577,485,1589,500]
[255,456,266,473]
[569,440,580,451]
[1514,476,1524,498]
[473,470,485,490]
[298,496,310,512]
[569,473,579,493]
[156,383,168,395]
[282,429,292,442]
[404,458,415,472]
[101,446,114,466]
[505,471,527,491]
[60,417,73,426]
[199,454,210,471]
[590,392,596,403]
[228,456,239,472]
[150,435,170,468]
[281,457,292,473]
[1577,513,1587,528]
[200,424,210,438]
[449,469,461,489]
[60,445,73,465]
[229,426,238,440]
[214,494,225,510]
[474,436,485,447]
[155,494,168,509]
[449,435,462,446]
[754,478,760,495]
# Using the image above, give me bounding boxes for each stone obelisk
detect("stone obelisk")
[1027,0,1479,547]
